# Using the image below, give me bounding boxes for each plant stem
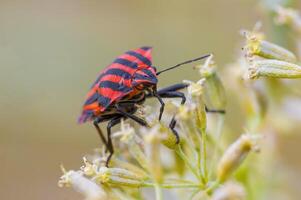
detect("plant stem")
[175,146,201,181]
[161,183,201,189]
[154,183,162,200]
[209,114,225,178]
[200,129,208,184]
[205,181,220,194]
[143,182,201,189]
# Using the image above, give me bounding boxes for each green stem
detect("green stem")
[189,189,202,200]
[197,150,201,177]
[161,183,201,189]
[209,114,225,178]
[154,183,162,200]
[200,129,208,184]
[175,145,201,181]
[143,182,201,189]
[205,181,220,194]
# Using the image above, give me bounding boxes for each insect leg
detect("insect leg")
[157,83,189,95]
[106,116,123,167]
[157,83,225,114]
[115,103,148,127]
[205,106,226,114]
[152,90,165,121]
[155,91,186,144]
[93,118,109,151]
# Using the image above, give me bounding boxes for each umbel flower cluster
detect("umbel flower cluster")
[59,55,260,200]
[59,6,301,200]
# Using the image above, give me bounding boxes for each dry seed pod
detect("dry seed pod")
[212,182,246,200]
[94,167,146,187]
[197,55,226,111]
[244,31,297,63]
[217,134,258,183]
[184,79,207,131]
[249,59,301,79]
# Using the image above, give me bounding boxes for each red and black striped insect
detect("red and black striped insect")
[78,47,216,166]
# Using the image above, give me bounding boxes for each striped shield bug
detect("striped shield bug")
[78,47,220,166]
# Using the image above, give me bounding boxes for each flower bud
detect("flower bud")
[249,59,301,79]
[217,134,258,183]
[94,167,147,187]
[243,31,297,63]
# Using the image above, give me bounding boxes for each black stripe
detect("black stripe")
[141,68,155,77]
[102,68,131,79]
[98,95,111,107]
[141,46,151,51]
[126,51,152,66]
[90,62,135,89]
[84,92,99,105]
[113,58,138,69]
[99,80,132,92]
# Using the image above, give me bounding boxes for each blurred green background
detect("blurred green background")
[0,0,300,199]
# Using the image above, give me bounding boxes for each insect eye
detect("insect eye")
[153,66,157,72]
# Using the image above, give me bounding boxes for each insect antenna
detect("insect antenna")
[156,54,211,75]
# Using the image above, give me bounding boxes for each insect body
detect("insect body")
[79,47,211,166]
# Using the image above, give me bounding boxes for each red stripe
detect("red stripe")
[99,74,132,87]
[117,54,148,67]
[83,102,103,111]
[85,86,98,100]
[135,70,148,76]
[97,87,133,112]
[134,48,152,62]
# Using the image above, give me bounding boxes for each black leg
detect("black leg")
[157,83,189,95]
[153,90,165,121]
[158,91,186,104]
[106,116,123,167]
[93,118,109,151]
[205,106,226,114]
[115,103,149,127]
[156,90,186,144]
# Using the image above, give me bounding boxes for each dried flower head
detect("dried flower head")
[243,29,297,63]
[249,59,301,79]
[196,55,227,110]
[93,167,147,187]
[217,134,259,183]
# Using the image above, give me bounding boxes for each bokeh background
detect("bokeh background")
[0,0,300,199]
